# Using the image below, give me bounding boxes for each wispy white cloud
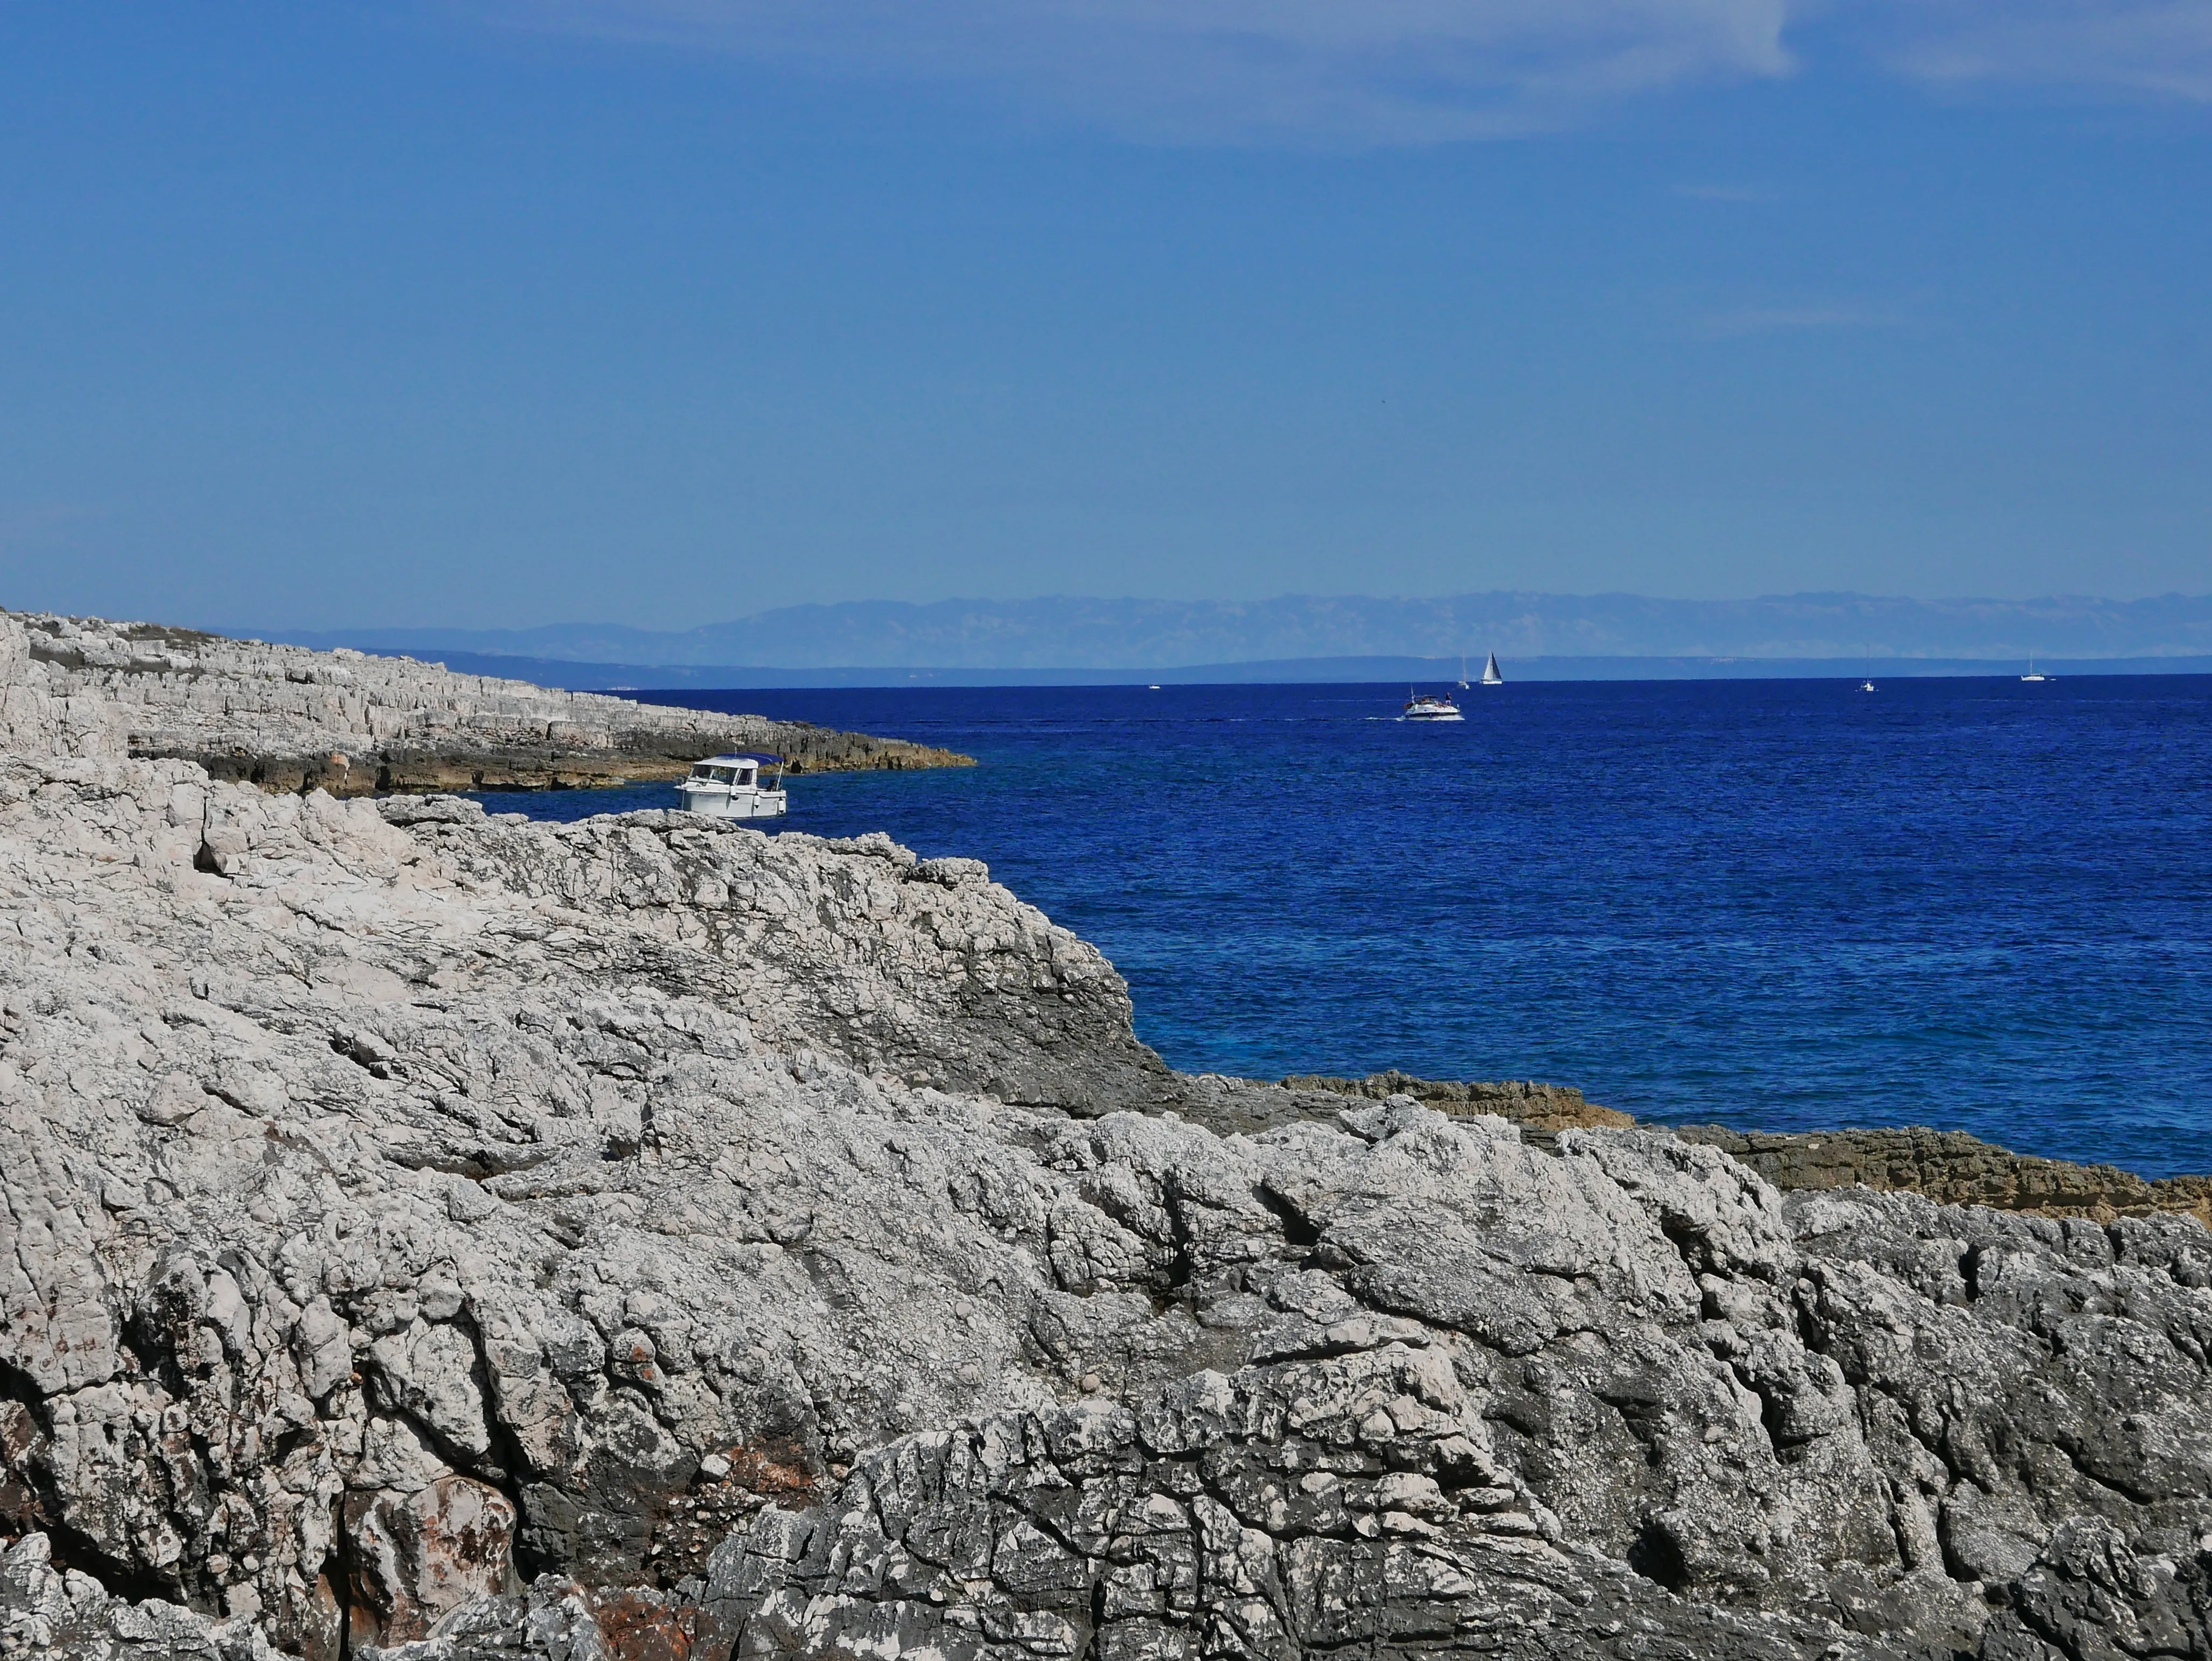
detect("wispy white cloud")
[479,0,2212,143]
[485,0,1798,142]
[1882,0,2212,101]
[1671,180,1783,201]
[1698,303,1901,337]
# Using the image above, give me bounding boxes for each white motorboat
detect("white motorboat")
[678,753,788,821]
[1403,690,1463,722]
[1480,652,1504,687]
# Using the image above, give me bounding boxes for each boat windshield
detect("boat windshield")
[689,765,739,784]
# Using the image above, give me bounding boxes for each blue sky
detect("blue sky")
[1,1,2206,630]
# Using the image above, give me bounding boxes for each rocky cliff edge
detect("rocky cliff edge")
[7,610,970,792]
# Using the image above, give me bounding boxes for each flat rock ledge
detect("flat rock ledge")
[1278,1071,1635,1138]
[11,610,972,793]
[1676,1125,2212,1230]
[3,621,2211,1661]
[1274,1073,2212,1230]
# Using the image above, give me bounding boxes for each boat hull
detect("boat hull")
[678,786,788,820]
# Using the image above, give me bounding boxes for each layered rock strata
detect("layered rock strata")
[12,611,970,792]
[2,630,2210,1661]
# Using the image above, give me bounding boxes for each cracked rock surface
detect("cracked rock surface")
[2,622,2210,1661]
[656,1138,2212,1661]
[0,753,1171,1652]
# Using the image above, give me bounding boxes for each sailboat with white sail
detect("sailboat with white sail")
[1479,653,1504,687]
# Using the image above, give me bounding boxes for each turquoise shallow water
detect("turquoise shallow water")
[476,676,2212,1179]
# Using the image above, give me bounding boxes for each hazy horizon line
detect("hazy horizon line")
[222,586,2211,639]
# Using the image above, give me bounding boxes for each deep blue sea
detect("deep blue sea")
[476,677,2212,1179]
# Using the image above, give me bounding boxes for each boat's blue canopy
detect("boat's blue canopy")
[696,751,783,766]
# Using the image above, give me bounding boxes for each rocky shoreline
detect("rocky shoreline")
[3,608,2209,1661]
[13,611,972,793]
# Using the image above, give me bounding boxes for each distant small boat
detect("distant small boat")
[1860,680,1876,693]
[1457,657,1470,690]
[1859,644,1875,692]
[2022,656,2049,683]
[1148,684,1161,691]
[1403,689,1463,722]
[1480,653,1504,687]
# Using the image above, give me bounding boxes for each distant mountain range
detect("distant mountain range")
[365,651,2212,691]
[266,591,2212,672]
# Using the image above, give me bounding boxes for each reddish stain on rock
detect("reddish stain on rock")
[724,1444,815,1500]
[343,1474,519,1647]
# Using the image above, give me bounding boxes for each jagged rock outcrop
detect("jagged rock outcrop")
[10,611,970,792]
[0,742,1173,1659]
[356,1113,2212,1661]
[0,621,120,765]
[1,1532,273,1660]
[2,619,2210,1661]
